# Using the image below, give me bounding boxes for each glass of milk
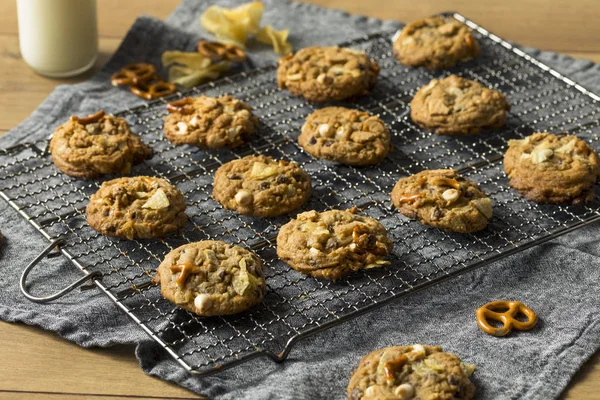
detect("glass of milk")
[17,0,98,78]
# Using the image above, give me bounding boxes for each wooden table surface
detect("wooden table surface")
[1,1,599,399]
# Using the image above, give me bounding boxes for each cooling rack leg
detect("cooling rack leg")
[20,238,102,303]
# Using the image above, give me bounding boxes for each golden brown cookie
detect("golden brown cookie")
[86,176,187,239]
[504,133,600,204]
[410,75,510,136]
[152,240,266,316]
[276,208,393,281]
[393,17,480,69]
[298,107,392,166]
[277,46,380,103]
[347,344,476,400]
[163,96,258,149]
[49,111,153,179]
[212,155,312,217]
[391,169,492,233]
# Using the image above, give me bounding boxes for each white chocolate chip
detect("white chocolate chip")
[226,126,243,140]
[189,115,200,127]
[135,191,149,198]
[508,137,530,147]
[309,247,320,257]
[531,148,554,164]
[316,73,328,84]
[410,344,426,360]
[142,188,170,209]
[448,87,464,98]
[234,190,253,206]
[520,153,532,161]
[286,72,303,81]
[442,188,460,203]
[318,123,331,137]
[555,138,577,155]
[349,243,357,251]
[176,121,188,135]
[329,66,345,75]
[194,294,212,312]
[394,383,415,400]
[250,162,278,179]
[335,126,345,140]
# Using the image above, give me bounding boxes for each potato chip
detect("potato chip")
[257,25,292,55]
[161,51,211,70]
[200,1,264,48]
[168,62,230,89]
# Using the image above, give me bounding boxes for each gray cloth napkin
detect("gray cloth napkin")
[1,1,599,399]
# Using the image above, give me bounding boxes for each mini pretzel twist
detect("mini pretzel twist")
[70,110,105,125]
[130,81,177,100]
[476,300,537,337]
[111,63,157,86]
[197,40,246,63]
[166,97,195,115]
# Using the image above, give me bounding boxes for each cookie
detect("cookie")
[504,133,600,204]
[86,176,187,239]
[152,240,266,316]
[212,155,312,217]
[298,107,392,166]
[410,75,510,136]
[391,169,492,233]
[276,207,393,280]
[393,17,480,69]
[163,95,258,149]
[277,46,380,103]
[49,110,153,179]
[347,344,476,400]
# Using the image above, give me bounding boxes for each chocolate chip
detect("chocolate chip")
[432,207,444,220]
[448,374,460,386]
[324,140,334,147]
[228,174,241,180]
[309,136,317,145]
[367,234,377,247]
[258,182,270,190]
[131,211,137,219]
[293,174,305,182]
[276,175,290,184]
[107,226,116,233]
[463,190,473,198]
[103,210,109,217]
[326,238,338,249]
[219,270,226,281]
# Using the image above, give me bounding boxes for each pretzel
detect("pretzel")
[166,97,195,115]
[70,110,105,125]
[111,63,157,86]
[197,40,246,63]
[476,300,537,337]
[130,81,177,100]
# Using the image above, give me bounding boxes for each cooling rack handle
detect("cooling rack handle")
[20,239,102,303]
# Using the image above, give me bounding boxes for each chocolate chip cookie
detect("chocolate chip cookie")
[152,240,266,316]
[163,95,258,149]
[213,155,312,217]
[504,133,600,204]
[277,46,380,103]
[393,17,480,69]
[86,176,187,239]
[49,110,153,179]
[347,344,476,400]
[299,107,392,166]
[276,207,393,280]
[410,75,510,136]
[391,169,492,233]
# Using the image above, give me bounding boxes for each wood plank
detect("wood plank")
[561,352,600,399]
[0,322,201,399]
[0,34,120,131]
[0,393,199,400]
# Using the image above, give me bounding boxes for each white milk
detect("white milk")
[17,0,98,77]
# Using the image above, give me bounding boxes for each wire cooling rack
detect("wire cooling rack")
[2,12,600,376]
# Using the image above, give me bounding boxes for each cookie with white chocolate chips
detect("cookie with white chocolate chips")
[86,176,187,239]
[393,17,479,70]
[163,95,258,149]
[152,240,266,316]
[277,46,380,103]
[49,110,153,179]
[391,169,492,233]
[299,107,392,166]
[347,344,476,400]
[504,133,600,204]
[212,155,312,217]
[410,75,510,136]
[276,207,393,281]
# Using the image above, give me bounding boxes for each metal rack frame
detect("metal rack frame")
[2,12,600,376]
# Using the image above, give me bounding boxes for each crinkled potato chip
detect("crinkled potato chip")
[257,25,292,55]
[200,1,264,48]
[168,62,231,89]
[162,51,212,70]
